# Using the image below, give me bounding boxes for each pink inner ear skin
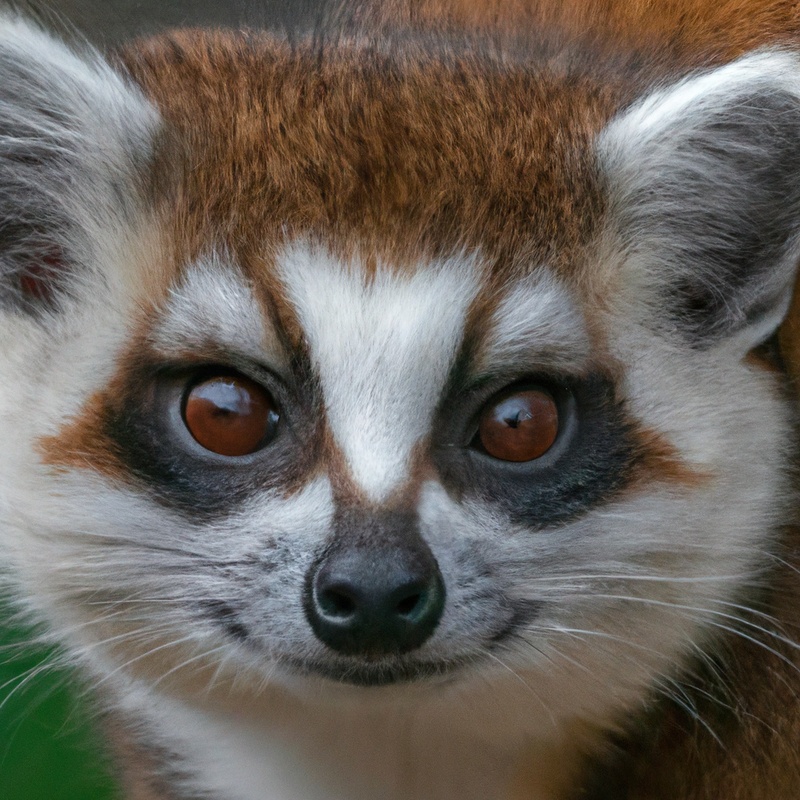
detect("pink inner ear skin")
[20,250,63,304]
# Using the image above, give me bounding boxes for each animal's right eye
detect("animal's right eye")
[182,373,279,457]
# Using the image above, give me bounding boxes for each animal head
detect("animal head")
[1,13,799,735]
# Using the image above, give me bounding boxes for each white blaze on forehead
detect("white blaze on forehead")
[277,243,481,502]
[151,255,289,372]
[476,270,590,374]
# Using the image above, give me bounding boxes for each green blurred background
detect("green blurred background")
[1,2,328,797]
[0,615,116,799]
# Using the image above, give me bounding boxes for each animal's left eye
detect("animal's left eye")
[182,373,279,457]
[476,388,559,462]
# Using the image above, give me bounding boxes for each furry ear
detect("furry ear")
[0,13,157,313]
[599,51,800,351]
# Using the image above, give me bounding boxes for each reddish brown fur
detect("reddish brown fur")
[628,426,713,490]
[39,388,126,480]
[120,29,615,281]
[596,534,800,800]
[105,717,185,800]
[348,0,800,63]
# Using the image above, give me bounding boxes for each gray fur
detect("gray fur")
[600,51,800,348]
[0,13,157,312]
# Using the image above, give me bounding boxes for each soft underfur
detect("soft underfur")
[2,2,800,799]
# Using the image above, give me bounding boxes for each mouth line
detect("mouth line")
[283,655,473,687]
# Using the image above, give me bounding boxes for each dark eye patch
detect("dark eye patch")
[432,373,636,527]
[102,353,321,521]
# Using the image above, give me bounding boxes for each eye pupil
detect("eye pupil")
[478,388,559,462]
[504,409,528,429]
[183,374,277,457]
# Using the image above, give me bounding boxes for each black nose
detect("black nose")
[305,539,446,658]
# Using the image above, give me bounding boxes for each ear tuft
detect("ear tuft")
[599,51,800,351]
[0,13,158,315]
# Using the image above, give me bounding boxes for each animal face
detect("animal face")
[1,15,799,743]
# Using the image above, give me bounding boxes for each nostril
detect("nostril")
[318,585,358,619]
[395,590,424,619]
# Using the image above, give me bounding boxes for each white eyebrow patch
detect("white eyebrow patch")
[475,270,590,374]
[151,255,288,371]
[277,243,480,502]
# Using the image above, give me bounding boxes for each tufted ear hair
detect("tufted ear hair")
[598,51,800,352]
[0,13,158,314]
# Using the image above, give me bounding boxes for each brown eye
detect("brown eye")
[183,374,278,457]
[477,389,559,462]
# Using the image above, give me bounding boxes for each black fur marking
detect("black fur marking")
[433,373,636,527]
[488,599,543,642]
[282,653,473,687]
[200,600,251,642]
[103,351,323,522]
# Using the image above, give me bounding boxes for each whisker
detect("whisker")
[590,594,800,653]
[480,648,557,724]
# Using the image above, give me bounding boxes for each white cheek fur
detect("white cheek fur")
[0,461,338,695]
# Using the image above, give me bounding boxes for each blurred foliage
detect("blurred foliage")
[0,613,116,800]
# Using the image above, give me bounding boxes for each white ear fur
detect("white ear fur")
[0,13,158,312]
[598,51,800,352]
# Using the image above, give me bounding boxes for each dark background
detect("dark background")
[34,0,328,42]
[0,4,327,798]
